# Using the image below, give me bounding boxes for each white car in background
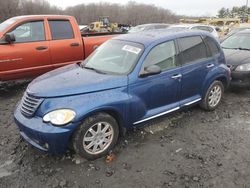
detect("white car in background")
[128,23,170,33]
[169,24,219,39]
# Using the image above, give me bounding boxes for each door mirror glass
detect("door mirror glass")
[140,65,161,77]
[4,33,15,43]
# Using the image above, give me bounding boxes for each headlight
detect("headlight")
[235,63,250,72]
[43,109,76,126]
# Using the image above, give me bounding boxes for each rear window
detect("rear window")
[178,36,207,64]
[192,26,213,33]
[48,20,74,40]
[154,25,169,29]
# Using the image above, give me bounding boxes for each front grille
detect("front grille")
[21,92,43,117]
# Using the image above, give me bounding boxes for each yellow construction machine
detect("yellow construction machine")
[89,16,119,32]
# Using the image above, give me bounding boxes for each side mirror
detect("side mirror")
[4,33,15,43]
[140,65,161,77]
[215,27,222,32]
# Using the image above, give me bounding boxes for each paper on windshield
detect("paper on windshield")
[122,45,141,54]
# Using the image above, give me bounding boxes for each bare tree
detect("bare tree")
[0,0,178,25]
[0,0,20,21]
[64,1,178,25]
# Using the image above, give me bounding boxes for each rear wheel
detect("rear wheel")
[72,113,119,160]
[200,80,224,111]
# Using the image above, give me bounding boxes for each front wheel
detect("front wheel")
[200,80,224,111]
[72,113,119,160]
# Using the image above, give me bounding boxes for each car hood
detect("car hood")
[223,48,250,66]
[27,64,128,98]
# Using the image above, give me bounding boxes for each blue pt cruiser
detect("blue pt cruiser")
[14,30,231,160]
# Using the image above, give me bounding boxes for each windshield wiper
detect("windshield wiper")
[222,46,250,51]
[238,47,250,51]
[84,66,107,74]
[222,47,238,50]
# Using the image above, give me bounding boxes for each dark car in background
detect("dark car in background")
[14,30,230,160]
[226,23,250,37]
[221,29,250,87]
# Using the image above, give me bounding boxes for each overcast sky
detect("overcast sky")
[48,0,248,16]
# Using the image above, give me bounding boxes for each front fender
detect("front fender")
[37,87,130,128]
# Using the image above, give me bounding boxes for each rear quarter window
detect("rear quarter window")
[178,36,208,65]
[203,36,220,56]
[48,20,74,40]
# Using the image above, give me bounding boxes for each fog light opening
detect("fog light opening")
[44,143,49,150]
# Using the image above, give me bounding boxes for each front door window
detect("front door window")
[9,21,45,43]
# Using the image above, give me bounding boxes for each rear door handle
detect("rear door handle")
[206,63,215,68]
[171,74,182,79]
[70,43,80,47]
[36,46,48,50]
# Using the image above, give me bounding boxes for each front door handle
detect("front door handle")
[171,74,182,79]
[70,42,80,47]
[36,46,48,50]
[206,63,215,68]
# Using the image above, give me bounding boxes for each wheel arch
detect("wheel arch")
[77,107,126,136]
[202,74,229,98]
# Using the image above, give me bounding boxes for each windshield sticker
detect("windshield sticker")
[122,45,141,54]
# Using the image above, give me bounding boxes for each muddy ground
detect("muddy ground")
[0,82,250,188]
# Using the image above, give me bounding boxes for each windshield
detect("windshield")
[129,26,146,33]
[83,40,144,75]
[221,33,250,50]
[170,26,189,30]
[0,17,19,32]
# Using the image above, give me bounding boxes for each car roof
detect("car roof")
[9,15,73,20]
[135,23,169,27]
[170,24,214,28]
[114,29,213,47]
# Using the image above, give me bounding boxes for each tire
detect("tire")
[200,80,224,111]
[72,113,119,160]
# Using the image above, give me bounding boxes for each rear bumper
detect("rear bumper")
[14,104,76,154]
[231,71,250,87]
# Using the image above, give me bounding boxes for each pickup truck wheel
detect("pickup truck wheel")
[200,80,224,111]
[72,113,119,160]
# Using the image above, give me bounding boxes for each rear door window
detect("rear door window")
[178,36,208,65]
[48,20,74,40]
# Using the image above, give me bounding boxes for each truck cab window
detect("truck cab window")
[49,20,74,40]
[9,21,45,43]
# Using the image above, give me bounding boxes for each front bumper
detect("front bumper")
[14,104,76,154]
[231,71,250,87]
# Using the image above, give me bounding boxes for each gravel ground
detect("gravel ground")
[0,82,250,188]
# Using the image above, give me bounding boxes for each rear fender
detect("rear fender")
[201,65,230,98]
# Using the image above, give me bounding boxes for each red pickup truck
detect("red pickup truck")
[0,15,116,81]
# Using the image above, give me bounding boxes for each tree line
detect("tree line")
[0,0,179,25]
[218,6,250,19]
[2,0,248,25]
